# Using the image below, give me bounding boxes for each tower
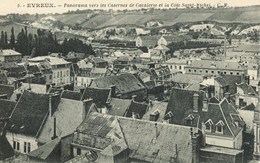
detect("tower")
[253,81,260,159]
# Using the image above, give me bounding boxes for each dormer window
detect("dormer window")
[185,114,194,126]
[215,120,225,134]
[204,119,213,132]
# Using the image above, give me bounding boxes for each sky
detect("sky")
[0,0,260,15]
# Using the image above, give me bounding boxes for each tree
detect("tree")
[0,31,4,49]
[4,32,8,48]
[10,27,15,49]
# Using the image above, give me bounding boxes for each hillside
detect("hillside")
[40,6,260,29]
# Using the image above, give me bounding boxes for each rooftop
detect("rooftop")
[0,49,21,56]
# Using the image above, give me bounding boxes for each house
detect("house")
[0,49,22,62]
[5,90,60,154]
[28,56,71,86]
[89,73,147,101]
[70,112,201,163]
[185,60,247,77]
[36,98,94,145]
[165,88,244,150]
[165,57,188,74]
[135,36,160,48]
[235,83,258,108]
[75,68,111,89]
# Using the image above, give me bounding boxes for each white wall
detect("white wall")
[6,132,38,154]
[206,134,234,148]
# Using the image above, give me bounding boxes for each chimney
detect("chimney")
[154,123,159,140]
[110,85,116,98]
[244,75,250,85]
[132,112,136,119]
[191,128,200,163]
[193,93,199,113]
[49,93,60,119]
[224,92,230,102]
[51,116,58,140]
[202,97,208,112]
[132,95,137,102]
[82,99,93,121]
[49,94,53,119]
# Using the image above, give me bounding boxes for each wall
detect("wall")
[206,134,234,148]
[6,132,38,154]
[234,130,243,149]
[52,67,70,85]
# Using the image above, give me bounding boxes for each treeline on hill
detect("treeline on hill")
[0,27,96,57]
[167,41,221,53]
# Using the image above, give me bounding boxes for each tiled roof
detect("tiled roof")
[0,49,21,56]
[81,87,110,108]
[222,75,242,94]
[91,73,146,94]
[118,116,193,163]
[6,91,60,137]
[186,60,246,71]
[166,88,243,137]
[73,113,128,156]
[215,76,229,86]
[107,98,132,116]
[166,88,203,126]
[0,135,14,160]
[237,83,257,96]
[37,98,85,144]
[0,99,16,119]
[125,101,148,119]
[0,84,14,99]
[28,137,61,160]
[162,35,191,43]
[61,90,82,101]
[142,101,168,122]
[73,112,194,163]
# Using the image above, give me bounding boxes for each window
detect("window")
[237,72,239,75]
[17,142,20,151]
[189,69,191,72]
[24,142,27,153]
[57,72,59,77]
[60,71,62,77]
[215,120,225,134]
[13,141,16,149]
[211,71,214,74]
[218,71,220,74]
[217,126,222,132]
[230,72,233,75]
[204,119,213,132]
[170,65,172,69]
[224,72,227,74]
[77,148,81,155]
[175,66,177,69]
[49,75,52,80]
[194,70,197,73]
[28,143,31,153]
[205,70,208,73]
[179,66,181,70]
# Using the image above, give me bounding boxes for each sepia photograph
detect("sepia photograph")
[0,0,260,162]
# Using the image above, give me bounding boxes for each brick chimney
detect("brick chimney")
[193,93,199,113]
[82,99,93,121]
[191,128,201,163]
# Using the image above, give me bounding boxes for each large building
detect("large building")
[28,56,71,85]
[0,49,22,62]
[185,60,247,77]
